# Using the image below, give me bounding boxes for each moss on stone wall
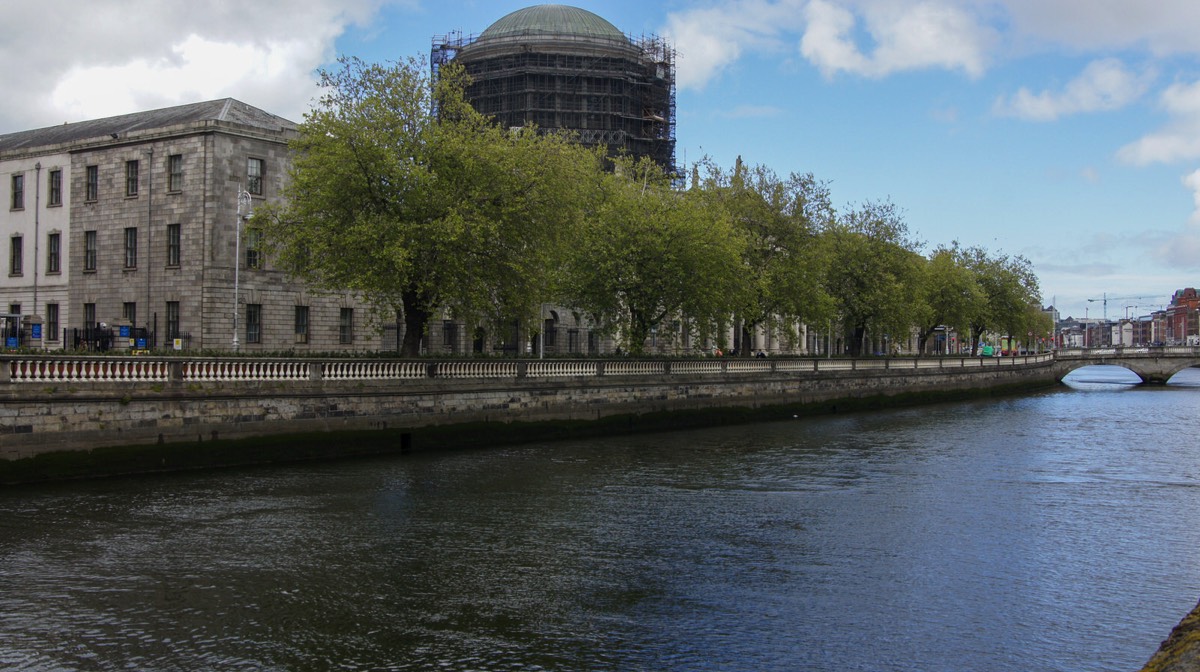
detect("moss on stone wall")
[1139,600,1200,672]
[0,374,1055,485]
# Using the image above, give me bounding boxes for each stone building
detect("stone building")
[0,99,374,352]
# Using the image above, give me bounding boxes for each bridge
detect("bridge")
[1053,346,1200,384]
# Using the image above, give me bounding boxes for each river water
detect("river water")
[2,366,1199,671]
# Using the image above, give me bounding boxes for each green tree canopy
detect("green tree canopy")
[695,157,835,355]
[960,247,1043,354]
[915,245,985,355]
[258,55,601,355]
[822,200,924,355]
[562,157,746,355]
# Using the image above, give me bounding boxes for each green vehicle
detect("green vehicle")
[981,345,994,357]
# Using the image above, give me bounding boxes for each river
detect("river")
[1,365,1198,671]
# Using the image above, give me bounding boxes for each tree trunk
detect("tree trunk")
[400,288,431,358]
[741,322,755,357]
[850,325,867,357]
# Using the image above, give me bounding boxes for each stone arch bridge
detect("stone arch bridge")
[1053,346,1200,384]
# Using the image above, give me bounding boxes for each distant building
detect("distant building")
[434,4,677,173]
[1166,288,1200,345]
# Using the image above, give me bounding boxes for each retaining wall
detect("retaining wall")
[0,355,1058,482]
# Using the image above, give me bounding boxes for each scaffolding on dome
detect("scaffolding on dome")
[430,29,677,175]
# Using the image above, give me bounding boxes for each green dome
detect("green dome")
[476,5,626,44]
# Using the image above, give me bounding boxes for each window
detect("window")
[9,236,22,275]
[46,232,60,274]
[167,154,183,192]
[46,304,59,342]
[11,174,24,210]
[85,165,98,201]
[123,302,137,327]
[166,223,181,266]
[84,303,96,330]
[124,227,138,268]
[294,306,309,344]
[125,160,139,197]
[84,230,97,271]
[166,301,180,340]
[48,169,62,207]
[245,228,261,269]
[246,304,262,344]
[247,158,265,195]
[339,308,354,344]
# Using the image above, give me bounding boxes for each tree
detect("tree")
[562,157,745,355]
[915,245,984,355]
[960,247,1043,354]
[695,157,835,355]
[822,200,923,356]
[257,56,600,356]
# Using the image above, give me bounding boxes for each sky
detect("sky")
[4,1,1200,321]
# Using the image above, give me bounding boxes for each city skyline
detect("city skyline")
[4,1,1200,320]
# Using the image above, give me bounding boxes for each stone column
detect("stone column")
[113,319,133,352]
[23,315,44,351]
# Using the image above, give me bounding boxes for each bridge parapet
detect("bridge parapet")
[1053,346,1200,384]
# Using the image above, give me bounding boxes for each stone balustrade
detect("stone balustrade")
[2,354,1056,384]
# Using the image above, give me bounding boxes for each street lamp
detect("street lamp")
[233,189,252,351]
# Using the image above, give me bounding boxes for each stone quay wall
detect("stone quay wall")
[0,354,1057,481]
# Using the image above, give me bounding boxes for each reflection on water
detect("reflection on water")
[1063,364,1144,387]
[1,368,1198,671]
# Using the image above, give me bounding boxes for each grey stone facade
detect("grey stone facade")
[1,99,375,352]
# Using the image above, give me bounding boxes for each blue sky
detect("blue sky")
[4,0,1200,320]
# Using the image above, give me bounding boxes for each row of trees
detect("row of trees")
[258,57,1049,357]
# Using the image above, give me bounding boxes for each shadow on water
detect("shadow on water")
[1063,364,1200,390]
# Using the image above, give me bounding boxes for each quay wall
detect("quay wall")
[0,355,1057,482]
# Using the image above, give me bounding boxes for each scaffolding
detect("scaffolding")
[431,30,676,174]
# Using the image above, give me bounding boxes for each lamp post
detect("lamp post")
[233,189,252,351]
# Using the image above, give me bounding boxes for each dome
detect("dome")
[474,5,627,45]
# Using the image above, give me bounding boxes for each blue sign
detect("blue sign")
[136,338,147,348]
[31,324,41,340]
[119,325,130,338]
[5,337,16,348]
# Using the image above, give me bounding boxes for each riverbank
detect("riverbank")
[1140,600,1200,672]
[1,354,1057,483]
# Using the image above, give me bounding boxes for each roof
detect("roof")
[475,4,627,45]
[0,99,296,154]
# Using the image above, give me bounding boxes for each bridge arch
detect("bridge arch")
[1053,351,1200,385]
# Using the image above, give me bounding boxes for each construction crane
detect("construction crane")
[1086,293,1166,320]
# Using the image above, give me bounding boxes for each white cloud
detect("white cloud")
[1117,80,1200,165]
[661,1,1200,90]
[994,58,1155,121]
[662,0,806,91]
[0,0,398,132]
[663,0,992,90]
[802,0,992,79]
[1000,0,1200,56]
[1156,169,1200,269]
